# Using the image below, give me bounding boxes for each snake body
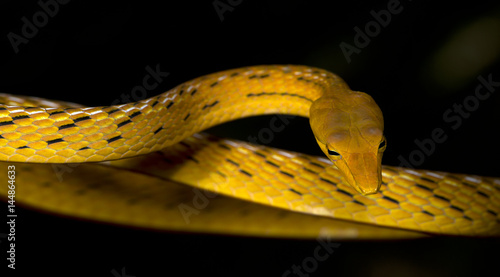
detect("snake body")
[0,65,499,237]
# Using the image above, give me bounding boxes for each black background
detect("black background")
[1,0,499,276]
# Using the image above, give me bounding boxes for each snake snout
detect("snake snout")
[338,153,382,195]
[355,178,380,195]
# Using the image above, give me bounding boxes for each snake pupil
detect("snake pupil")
[327,149,340,156]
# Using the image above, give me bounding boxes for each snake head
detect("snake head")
[310,91,385,195]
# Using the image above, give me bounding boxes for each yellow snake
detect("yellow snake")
[0,65,499,238]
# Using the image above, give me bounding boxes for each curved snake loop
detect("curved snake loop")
[0,65,498,237]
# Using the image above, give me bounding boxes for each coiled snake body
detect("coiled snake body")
[0,65,499,238]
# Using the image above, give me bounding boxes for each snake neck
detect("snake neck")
[133,65,353,146]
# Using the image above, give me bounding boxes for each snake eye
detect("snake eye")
[378,138,386,150]
[327,148,340,156]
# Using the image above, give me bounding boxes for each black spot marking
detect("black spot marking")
[59,123,77,130]
[461,182,475,188]
[337,189,353,197]
[463,216,473,221]
[48,110,65,115]
[249,74,257,79]
[218,144,231,150]
[382,195,400,204]
[151,100,159,107]
[73,116,91,123]
[179,89,184,96]
[434,194,450,202]
[240,169,252,177]
[210,81,218,87]
[297,77,304,81]
[487,210,498,216]
[422,210,434,217]
[226,158,239,166]
[289,188,302,196]
[247,92,313,102]
[166,102,174,109]
[117,119,132,128]
[421,177,437,183]
[260,74,269,78]
[319,177,336,186]
[416,184,433,191]
[190,89,197,96]
[17,145,29,149]
[107,135,122,144]
[303,168,318,174]
[129,111,141,119]
[47,138,64,145]
[0,121,14,126]
[353,200,366,206]
[107,108,120,114]
[216,170,226,177]
[230,72,239,77]
[450,205,464,213]
[254,151,266,158]
[0,107,6,110]
[184,113,190,120]
[279,171,294,178]
[477,191,489,198]
[78,146,90,151]
[202,101,219,110]
[309,162,325,168]
[153,126,163,135]
[266,160,279,168]
[13,115,29,120]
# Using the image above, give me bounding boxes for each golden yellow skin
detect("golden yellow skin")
[0,65,498,238]
[2,133,499,238]
[0,65,383,194]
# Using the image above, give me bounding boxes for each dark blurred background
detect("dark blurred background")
[1,0,499,276]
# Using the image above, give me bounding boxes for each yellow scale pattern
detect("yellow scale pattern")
[0,65,328,163]
[0,65,498,237]
[110,133,500,236]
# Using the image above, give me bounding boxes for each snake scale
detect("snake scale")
[0,65,499,238]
